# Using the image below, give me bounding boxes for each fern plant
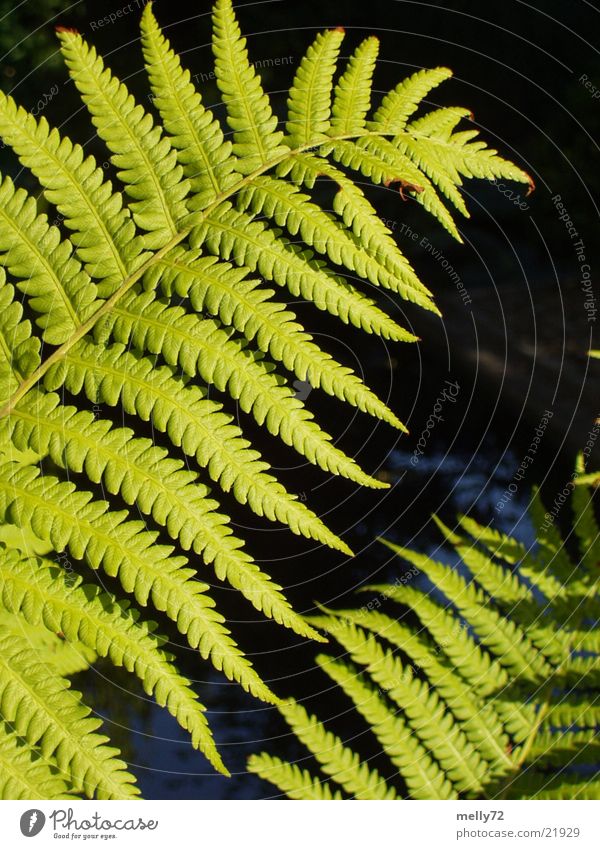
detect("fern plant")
[0,0,530,797]
[249,469,600,799]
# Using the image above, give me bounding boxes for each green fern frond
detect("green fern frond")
[331,37,380,136]
[93,293,386,482]
[0,177,100,345]
[408,106,473,139]
[529,487,577,582]
[0,610,95,677]
[0,276,41,406]
[0,0,530,794]
[380,540,552,680]
[0,458,275,706]
[329,134,462,239]
[250,480,600,799]
[310,614,490,794]
[0,92,145,297]
[521,777,600,801]
[454,514,565,601]
[276,699,398,799]
[247,753,344,799]
[104,286,405,433]
[286,28,346,146]
[0,721,75,800]
[149,248,403,427]
[0,548,226,773]
[190,203,416,341]
[372,67,453,132]
[212,0,287,171]
[0,393,321,644]
[316,653,457,799]
[141,3,237,208]
[57,29,189,250]
[283,152,440,310]
[44,339,359,543]
[328,607,513,773]
[236,175,434,312]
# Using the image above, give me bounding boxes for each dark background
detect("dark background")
[1,0,599,798]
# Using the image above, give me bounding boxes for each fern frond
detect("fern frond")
[381,540,552,680]
[0,0,533,793]
[528,731,599,769]
[0,721,75,800]
[58,28,189,250]
[212,0,287,172]
[330,38,379,135]
[529,487,577,582]
[247,753,344,800]
[0,392,322,644]
[0,609,95,677]
[327,135,462,239]
[548,697,600,729]
[406,130,533,186]
[149,248,404,426]
[0,177,99,345]
[277,699,398,799]
[93,292,387,482]
[141,3,238,208]
[309,615,489,794]
[0,91,144,296]
[0,458,275,705]
[408,106,473,139]
[454,538,533,606]
[0,626,139,799]
[191,204,416,342]
[361,582,533,744]
[333,607,512,773]
[286,28,345,146]
[455,514,565,601]
[522,776,600,801]
[0,276,41,406]
[45,340,356,548]
[372,67,453,132]
[392,133,470,218]
[280,152,441,316]
[236,175,434,313]
[316,653,457,799]
[252,480,599,800]
[0,547,227,773]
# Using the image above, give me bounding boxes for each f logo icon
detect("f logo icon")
[20,809,45,837]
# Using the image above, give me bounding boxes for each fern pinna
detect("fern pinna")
[249,473,600,800]
[0,0,530,797]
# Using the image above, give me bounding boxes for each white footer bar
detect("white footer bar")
[0,799,597,848]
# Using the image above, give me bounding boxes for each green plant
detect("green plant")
[0,0,530,798]
[249,469,600,799]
